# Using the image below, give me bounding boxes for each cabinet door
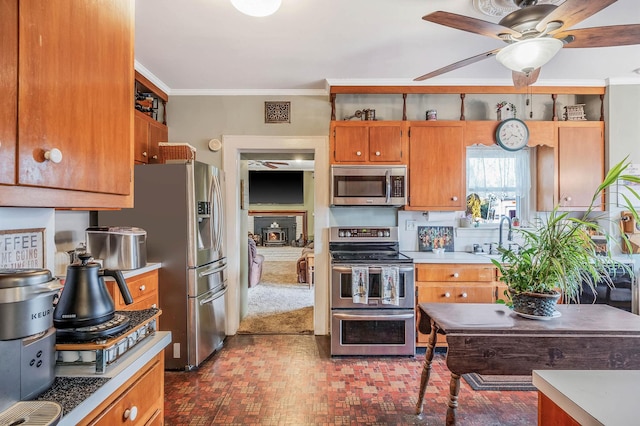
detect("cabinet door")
[134,113,150,164]
[557,123,604,209]
[333,125,368,162]
[0,0,17,185]
[369,125,403,162]
[18,0,133,195]
[148,120,168,164]
[408,124,465,210]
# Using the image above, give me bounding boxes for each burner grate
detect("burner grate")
[55,313,130,341]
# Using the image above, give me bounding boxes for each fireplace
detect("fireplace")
[263,227,287,246]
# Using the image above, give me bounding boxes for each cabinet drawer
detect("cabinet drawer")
[419,284,496,303]
[86,355,163,425]
[416,264,496,282]
[107,270,159,311]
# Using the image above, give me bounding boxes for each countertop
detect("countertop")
[403,251,495,264]
[120,262,161,278]
[38,330,171,425]
[533,369,640,425]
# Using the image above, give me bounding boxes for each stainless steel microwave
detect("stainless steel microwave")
[331,165,407,206]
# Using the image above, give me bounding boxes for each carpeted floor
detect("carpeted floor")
[238,259,314,334]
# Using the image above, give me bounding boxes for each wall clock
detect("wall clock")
[495,118,529,151]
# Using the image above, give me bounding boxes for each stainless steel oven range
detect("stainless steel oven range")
[329,227,415,356]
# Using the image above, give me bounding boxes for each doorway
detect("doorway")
[221,136,330,337]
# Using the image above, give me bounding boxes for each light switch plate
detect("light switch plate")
[406,220,417,231]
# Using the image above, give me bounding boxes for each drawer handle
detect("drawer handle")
[139,285,146,291]
[461,292,468,298]
[375,151,381,156]
[152,155,158,160]
[452,273,459,278]
[564,196,572,202]
[451,196,458,201]
[444,292,451,298]
[142,151,148,157]
[356,151,362,156]
[124,406,138,421]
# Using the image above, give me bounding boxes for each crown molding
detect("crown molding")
[169,88,328,96]
[134,61,171,95]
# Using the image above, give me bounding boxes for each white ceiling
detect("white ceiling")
[135,0,640,94]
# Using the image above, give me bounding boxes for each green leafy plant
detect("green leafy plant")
[493,157,640,305]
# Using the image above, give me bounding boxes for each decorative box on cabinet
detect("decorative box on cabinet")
[0,0,134,208]
[415,263,499,346]
[79,352,164,425]
[330,121,407,164]
[537,121,604,211]
[106,270,159,312]
[407,122,465,211]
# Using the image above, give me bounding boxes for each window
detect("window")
[466,146,531,224]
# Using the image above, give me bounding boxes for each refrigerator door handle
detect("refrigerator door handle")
[211,172,224,255]
[199,287,227,305]
[199,263,227,277]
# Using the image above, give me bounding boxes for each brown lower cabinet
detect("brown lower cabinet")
[106,269,159,312]
[538,392,581,426]
[415,263,501,346]
[80,352,164,425]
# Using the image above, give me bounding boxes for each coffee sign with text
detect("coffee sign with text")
[0,228,45,269]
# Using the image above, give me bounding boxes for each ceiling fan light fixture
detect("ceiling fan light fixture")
[230,0,281,17]
[496,37,563,73]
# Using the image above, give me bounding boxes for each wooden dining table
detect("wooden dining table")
[415,303,640,425]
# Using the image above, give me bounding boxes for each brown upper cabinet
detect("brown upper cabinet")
[1,0,134,208]
[134,71,168,164]
[407,122,466,211]
[330,121,407,164]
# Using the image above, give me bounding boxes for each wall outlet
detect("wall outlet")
[406,220,417,231]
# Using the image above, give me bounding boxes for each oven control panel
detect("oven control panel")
[330,227,398,242]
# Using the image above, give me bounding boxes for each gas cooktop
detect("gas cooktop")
[330,252,413,264]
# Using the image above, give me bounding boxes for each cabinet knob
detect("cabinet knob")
[139,285,146,291]
[444,292,451,298]
[375,151,381,156]
[452,273,459,278]
[451,196,458,201]
[123,406,138,421]
[142,151,148,157]
[152,155,158,160]
[356,151,362,156]
[565,196,572,202]
[44,148,63,164]
[461,292,468,298]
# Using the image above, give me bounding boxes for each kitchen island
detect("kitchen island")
[533,370,640,425]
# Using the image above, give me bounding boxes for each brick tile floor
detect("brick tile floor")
[164,335,537,425]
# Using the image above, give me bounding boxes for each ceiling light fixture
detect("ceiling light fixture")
[230,0,281,17]
[496,38,563,74]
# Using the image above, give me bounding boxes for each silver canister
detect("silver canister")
[426,110,437,121]
[363,109,376,120]
[86,226,147,270]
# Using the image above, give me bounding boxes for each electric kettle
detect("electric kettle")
[53,253,134,329]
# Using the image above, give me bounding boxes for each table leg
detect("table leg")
[415,320,439,415]
[446,373,461,425]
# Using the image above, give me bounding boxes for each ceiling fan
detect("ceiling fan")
[250,160,289,169]
[415,0,640,87]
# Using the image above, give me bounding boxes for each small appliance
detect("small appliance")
[53,254,134,340]
[331,165,407,206]
[86,226,147,270]
[0,269,62,411]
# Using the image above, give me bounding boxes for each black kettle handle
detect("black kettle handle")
[102,269,134,305]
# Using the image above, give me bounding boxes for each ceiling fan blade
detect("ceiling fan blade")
[536,0,618,34]
[414,48,502,81]
[263,163,279,169]
[423,11,521,40]
[555,24,640,48]
[512,68,541,89]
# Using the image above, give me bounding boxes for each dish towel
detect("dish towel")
[351,267,369,304]
[381,266,400,306]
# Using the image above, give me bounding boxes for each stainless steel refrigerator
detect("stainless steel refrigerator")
[99,161,226,370]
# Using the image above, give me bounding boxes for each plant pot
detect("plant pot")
[509,289,560,317]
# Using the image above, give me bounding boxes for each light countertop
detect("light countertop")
[533,369,640,425]
[120,262,161,278]
[403,251,495,264]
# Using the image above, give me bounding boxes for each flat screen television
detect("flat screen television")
[249,171,304,204]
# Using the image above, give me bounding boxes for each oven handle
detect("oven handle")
[385,169,391,204]
[333,312,414,321]
[332,265,414,273]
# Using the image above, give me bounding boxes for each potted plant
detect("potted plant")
[493,158,640,317]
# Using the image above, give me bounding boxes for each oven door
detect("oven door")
[331,309,415,356]
[331,264,415,309]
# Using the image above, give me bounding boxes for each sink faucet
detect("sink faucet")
[498,215,513,249]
